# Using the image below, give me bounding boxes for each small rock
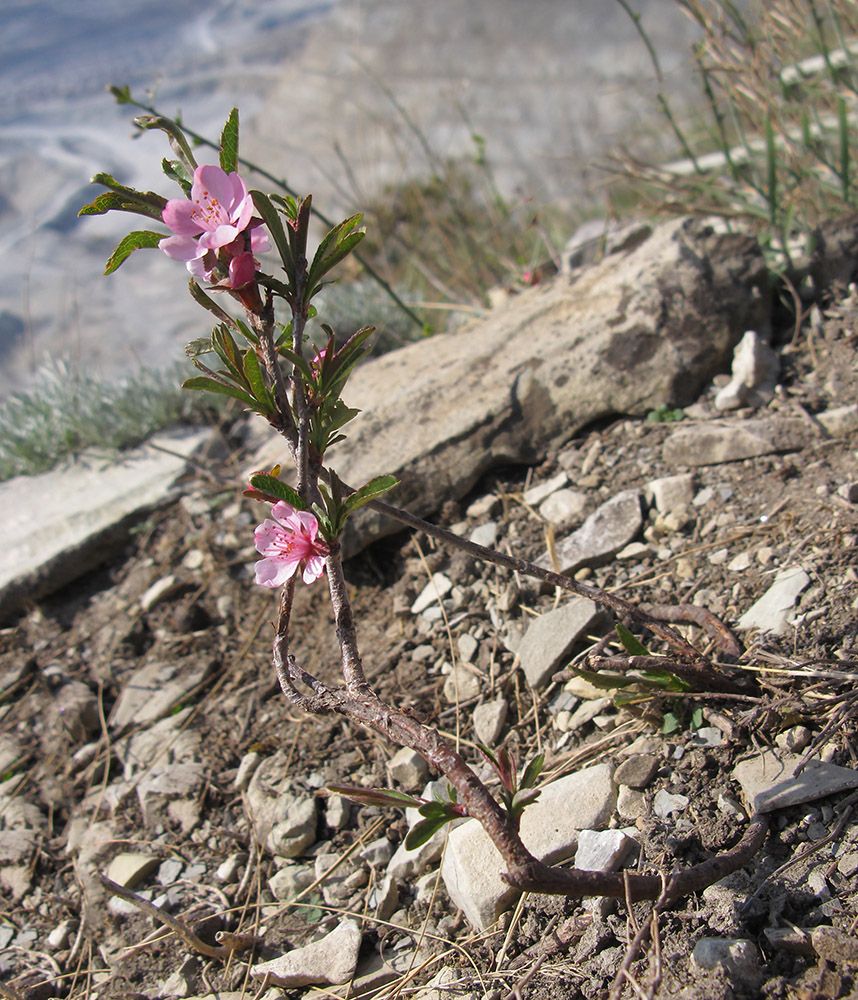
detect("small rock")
[46,919,76,951]
[469,522,498,548]
[517,598,605,688]
[457,633,479,663]
[653,790,689,818]
[817,403,858,437]
[234,751,262,791]
[410,573,453,614]
[566,697,610,731]
[727,552,751,572]
[614,755,658,789]
[386,748,429,791]
[737,565,811,635]
[775,725,812,753]
[663,417,810,467]
[691,937,762,984]
[733,750,858,813]
[55,681,100,741]
[140,574,181,611]
[216,854,245,884]
[360,837,395,868]
[466,494,500,518]
[647,473,696,514]
[539,489,587,525]
[325,794,351,830]
[269,864,315,901]
[536,490,643,576]
[250,918,362,988]
[137,761,205,833]
[442,665,482,704]
[523,471,569,506]
[717,794,746,819]
[369,873,399,921]
[616,541,652,561]
[105,852,159,888]
[574,829,635,872]
[713,330,779,412]
[473,698,508,746]
[617,786,647,820]
[110,657,216,729]
[688,726,723,748]
[245,753,318,858]
[837,482,858,503]
[441,763,616,929]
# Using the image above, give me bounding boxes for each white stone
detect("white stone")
[732,751,858,813]
[386,748,429,791]
[737,565,810,635]
[653,790,689,818]
[663,417,810,467]
[816,403,858,437]
[574,829,635,873]
[440,763,616,929]
[105,852,158,888]
[466,494,500,518]
[269,864,315,901]
[473,698,508,746]
[536,490,643,577]
[442,665,482,704]
[469,521,498,548]
[517,598,604,688]
[523,471,569,506]
[457,633,479,663]
[410,573,453,614]
[691,937,761,982]
[251,919,362,988]
[245,753,318,858]
[646,473,696,514]
[713,330,779,411]
[539,488,587,525]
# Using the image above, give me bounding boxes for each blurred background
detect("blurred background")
[0,0,700,396]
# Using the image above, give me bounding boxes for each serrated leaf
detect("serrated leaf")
[343,475,399,515]
[615,622,651,657]
[182,376,257,408]
[249,474,306,510]
[185,337,213,358]
[219,108,239,174]
[404,815,454,851]
[104,230,163,274]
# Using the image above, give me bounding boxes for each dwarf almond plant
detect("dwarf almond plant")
[81,105,768,915]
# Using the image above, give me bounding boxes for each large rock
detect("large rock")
[250,218,767,555]
[0,427,211,623]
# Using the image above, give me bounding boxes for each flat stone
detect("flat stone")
[614,754,658,789]
[105,852,159,888]
[466,494,500,518]
[653,790,689,818]
[248,219,767,558]
[457,633,479,663]
[617,786,648,820]
[574,829,635,872]
[268,864,315,901]
[662,417,811,467]
[523,471,569,506]
[245,752,318,858]
[473,698,508,746]
[0,428,211,623]
[441,763,616,929]
[539,488,588,526]
[137,761,205,833]
[250,918,362,988]
[110,658,216,730]
[691,937,762,983]
[386,747,429,791]
[517,598,605,688]
[817,403,858,437]
[646,473,696,514]
[411,573,453,614]
[468,521,498,548]
[442,665,482,704]
[737,566,810,635]
[536,490,642,578]
[732,751,858,813]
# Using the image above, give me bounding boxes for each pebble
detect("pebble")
[457,633,478,663]
[539,488,587,525]
[727,552,751,571]
[647,473,696,514]
[691,937,762,983]
[268,864,315,901]
[140,574,181,611]
[325,794,351,830]
[523,471,569,506]
[386,748,429,791]
[837,482,858,503]
[360,837,396,868]
[737,565,810,635]
[733,751,858,812]
[466,494,500,518]
[653,790,689,818]
[517,598,604,688]
[536,490,643,576]
[575,829,635,872]
[566,697,610,732]
[250,918,362,988]
[469,521,498,548]
[472,698,508,746]
[614,754,658,789]
[105,852,159,888]
[216,853,245,884]
[617,786,647,820]
[775,725,811,753]
[442,665,482,704]
[688,726,723,748]
[234,751,262,791]
[410,573,453,614]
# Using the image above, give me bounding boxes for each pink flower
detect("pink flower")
[254,502,329,587]
[159,164,269,288]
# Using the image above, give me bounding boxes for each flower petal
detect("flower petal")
[159,234,204,261]
[162,199,204,237]
[255,556,298,588]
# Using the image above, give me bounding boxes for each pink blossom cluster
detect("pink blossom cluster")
[159,165,268,289]
[254,502,329,587]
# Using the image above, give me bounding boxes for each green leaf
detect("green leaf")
[640,669,692,693]
[104,230,163,274]
[182,376,257,408]
[662,711,681,735]
[110,84,132,104]
[185,337,213,358]
[305,214,365,299]
[211,326,244,382]
[248,474,307,510]
[343,475,399,515]
[219,108,239,174]
[278,348,315,385]
[690,706,704,730]
[574,668,635,690]
[520,753,544,790]
[615,622,651,657]
[404,814,455,851]
[188,280,236,326]
[79,176,167,221]
[243,349,273,413]
[326,784,421,810]
[251,190,295,278]
[162,158,192,194]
